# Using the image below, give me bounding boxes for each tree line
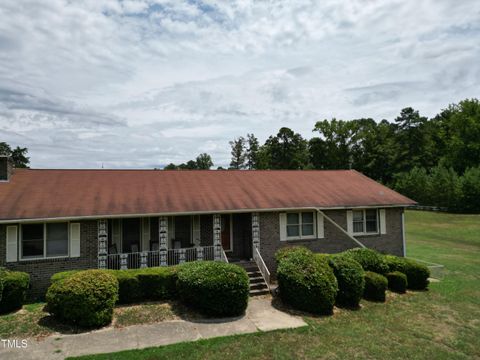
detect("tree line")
[226,98,480,212]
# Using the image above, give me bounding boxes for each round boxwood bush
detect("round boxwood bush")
[363,271,388,302]
[278,250,338,315]
[46,270,118,328]
[50,270,81,284]
[384,255,430,290]
[275,246,312,263]
[386,271,407,293]
[0,270,30,314]
[341,248,389,274]
[328,255,365,308]
[177,261,249,317]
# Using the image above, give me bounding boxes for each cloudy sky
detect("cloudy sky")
[0,0,479,168]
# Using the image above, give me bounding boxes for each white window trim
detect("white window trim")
[20,221,71,261]
[352,209,379,236]
[283,211,316,241]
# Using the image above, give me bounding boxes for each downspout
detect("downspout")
[315,209,367,249]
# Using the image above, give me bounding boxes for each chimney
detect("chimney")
[0,156,13,181]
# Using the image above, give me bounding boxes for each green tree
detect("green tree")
[0,142,30,168]
[392,167,430,205]
[460,167,480,213]
[246,134,260,170]
[434,99,480,174]
[163,163,177,170]
[393,107,437,173]
[196,153,213,170]
[310,119,360,170]
[229,137,246,169]
[263,128,309,169]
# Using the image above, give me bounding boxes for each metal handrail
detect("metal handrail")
[221,248,229,263]
[253,246,270,285]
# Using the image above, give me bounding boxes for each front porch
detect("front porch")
[96,213,261,270]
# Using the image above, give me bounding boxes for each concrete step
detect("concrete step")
[250,282,269,291]
[250,288,270,296]
[249,276,265,284]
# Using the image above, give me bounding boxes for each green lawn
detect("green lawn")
[71,211,480,360]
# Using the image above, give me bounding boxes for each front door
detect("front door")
[221,215,232,251]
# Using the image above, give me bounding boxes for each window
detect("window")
[286,212,315,239]
[352,209,378,235]
[22,224,44,258]
[21,222,69,259]
[46,222,69,257]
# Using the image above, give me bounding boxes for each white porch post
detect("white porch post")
[252,212,260,249]
[213,214,221,260]
[159,216,168,266]
[98,219,108,269]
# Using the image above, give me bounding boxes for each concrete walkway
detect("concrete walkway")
[0,297,306,360]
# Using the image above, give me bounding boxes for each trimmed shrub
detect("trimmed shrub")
[363,271,387,302]
[177,261,249,317]
[386,271,407,293]
[112,270,142,304]
[328,255,365,308]
[277,250,338,314]
[0,270,30,314]
[384,255,430,290]
[275,246,312,263]
[46,270,118,328]
[341,248,389,274]
[50,270,81,284]
[136,267,178,301]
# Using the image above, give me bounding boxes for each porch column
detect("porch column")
[213,214,221,260]
[252,212,260,249]
[98,219,108,269]
[159,216,168,266]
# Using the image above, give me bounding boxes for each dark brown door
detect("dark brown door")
[221,215,231,251]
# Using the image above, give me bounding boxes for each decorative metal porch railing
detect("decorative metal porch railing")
[106,245,216,270]
[253,246,270,285]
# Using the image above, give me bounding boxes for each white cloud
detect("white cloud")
[0,0,479,168]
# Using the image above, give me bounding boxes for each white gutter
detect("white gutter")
[316,208,366,248]
[0,204,413,225]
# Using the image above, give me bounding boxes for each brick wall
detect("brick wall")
[0,220,98,300]
[259,208,404,277]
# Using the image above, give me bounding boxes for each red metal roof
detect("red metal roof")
[0,169,415,221]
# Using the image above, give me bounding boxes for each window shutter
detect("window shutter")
[346,210,353,235]
[379,209,387,234]
[6,225,18,262]
[279,213,287,241]
[70,223,81,257]
[316,212,324,239]
[142,218,151,251]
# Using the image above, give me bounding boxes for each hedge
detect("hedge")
[386,271,407,293]
[50,267,178,304]
[277,248,338,314]
[384,255,430,290]
[328,255,365,308]
[0,270,30,314]
[136,267,178,301]
[177,261,249,317]
[46,270,118,328]
[363,271,387,302]
[340,248,389,274]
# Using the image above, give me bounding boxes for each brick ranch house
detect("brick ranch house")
[0,156,415,297]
